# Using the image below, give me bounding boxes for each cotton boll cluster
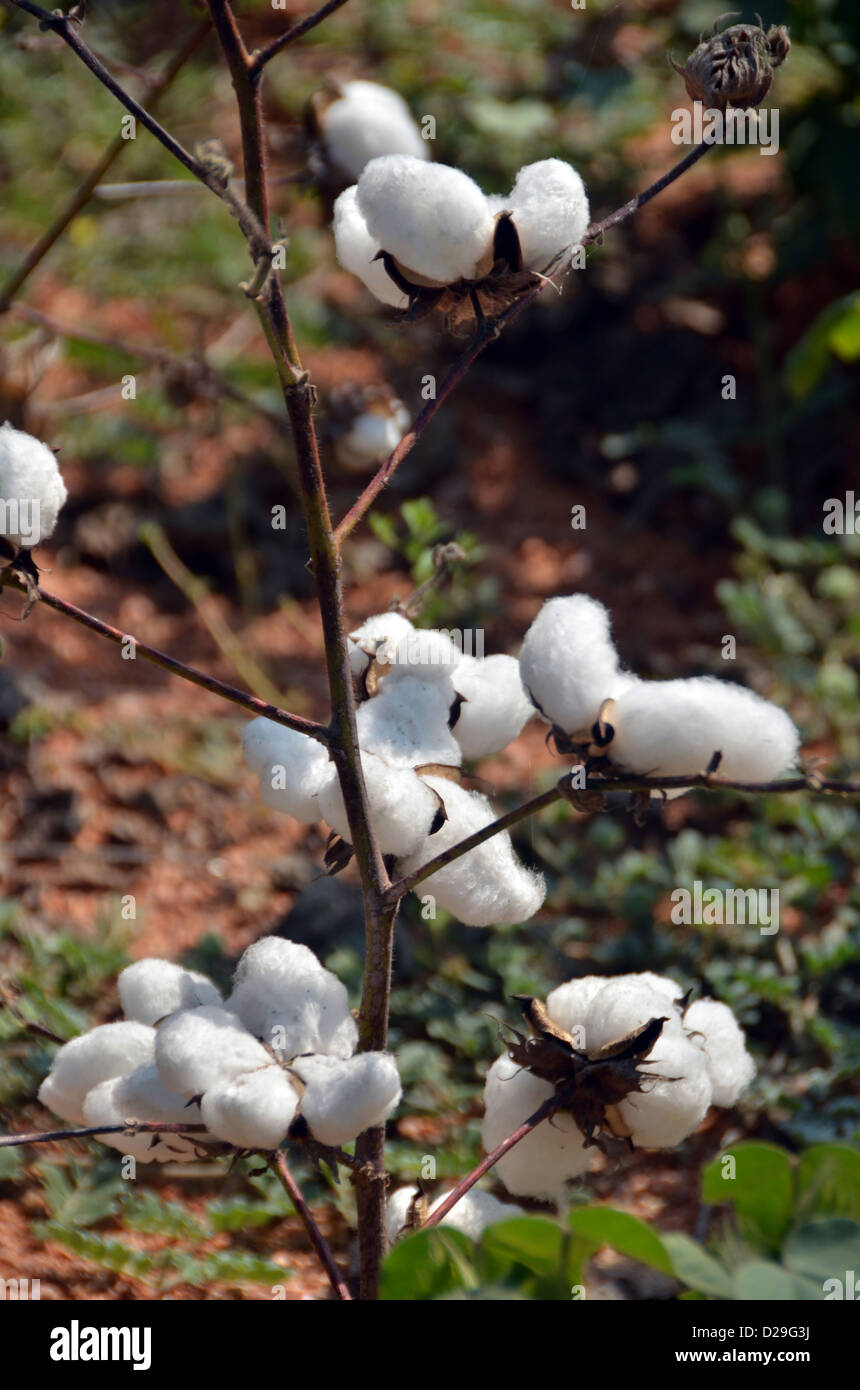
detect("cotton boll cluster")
[387,1185,525,1243]
[243,612,541,926]
[519,592,800,789]
[334,154,590,312]
[0,421,67,549]
[483,972,755,1201]
[314,80,430,185]
[38,941,401,1158]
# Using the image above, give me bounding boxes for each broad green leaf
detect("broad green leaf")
[662,1232,733,1300]
[702,1143,794,1253]
[381,1228,478,1301]
[568,1206,674,1275]
[785,291,860,399]
[795,1144,860,1223]
[732,1259,824,1301]
[480,1217,563,1278]
[783,1218,860,1283]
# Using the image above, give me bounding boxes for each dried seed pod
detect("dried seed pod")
[670,20,791,111]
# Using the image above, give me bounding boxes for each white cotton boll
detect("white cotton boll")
[545,976,609,1037]
[387,1184,421,1242]
[37,1021,156,1125]
[319,751,440,858]
[633,971,685,1004]
[608,677,800,784]
[386,1185,525,1242]
[321,81,430,183]
[380,629,465,685]
[617,1034,713,1148]
[82,1063,201,1162]
[398,775,545,927]
[337,400,410,470]
[357,155,495,285]
[684,999,755,1107]
[450,654,534,759]
[519,594,622,736]
[356,677,461,767]
[333,185,408,308]
[242,718,335,823]
[348,610,415,677]
[200,1065,299,1150]
[118,958,221,1026]
[0,421,67,547]
[506,159,590,271]
[482,1055,589,1202]
[155,1005,273,1098]
[227,937,357,1062]
[583,976,684,1055]
[293,1051,402,1146]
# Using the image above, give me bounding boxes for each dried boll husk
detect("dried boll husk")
[670,20,790,112]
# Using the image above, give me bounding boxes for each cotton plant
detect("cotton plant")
[243,610,542,926]
[481,972,755,1203]
[0,421,67,551]
[38,943,401,1159]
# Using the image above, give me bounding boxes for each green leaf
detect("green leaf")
[662,1232,733,1299]
[702,1143,794,1254]
[783,1218,860,1283]
[795,1144,860,1223]
[381,1228,478,1301]
[568,1206,675,1275]
[785,291,860,399]
[480,1217,564,1278]
[732,1259,824,1300]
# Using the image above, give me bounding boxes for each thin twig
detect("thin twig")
[0,569,328,743]
[272,1151,353,1301]
[0,1121,207,1149]
[250,0,352,77]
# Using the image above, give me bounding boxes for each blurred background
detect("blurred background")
[0,0,857,1299]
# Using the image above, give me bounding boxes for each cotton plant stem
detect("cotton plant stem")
[0,570,328,742]
[333,143,717,546]
[0,1121,207,1148]
[249,0,353,76]
[0,19,211,315]
[272,1151,353,1301]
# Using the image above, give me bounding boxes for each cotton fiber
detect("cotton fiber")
[348,610,416,677]
[201,1066,299,1150]
[398,774,546,926]
[684,998,755,1107]
[82,1063,201,1162]
[292,1051,402,1147]
[614,1034,713,1148]
[227,936,357,1061]
[386,1184,524,1243]
[242,718,335,822]
[118,958,222,1026]
[450,654,534,759]
[582,975,686,1052]
[519,594,623,736]
[319,751,441,858]
[504,159,590,271]
[0,421,67,548]
[356,676,461,767]
[320,80,429,183]
[337,397,410,470]
[481,1055,590,1202]
[333,185,408,308]
[37,1021,156,1125]
[155,1005,274,1098]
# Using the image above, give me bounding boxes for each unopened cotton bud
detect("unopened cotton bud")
[0,421,67,547]
[608,676,800,783]
[519,594,623,736]
[506,159,590,271]
[684,998,755,1107]
[82,1062,201,1161]
[333,185,408,308]
[118,958,221,1026]
[242,718,334,822]
[398,774,546,927]
[348,610,415,677]
[482,1055,589,1202]
[356,155,495,285]
[292,1051,402,1146]
[200,1065,299,1150]
[227,937,357,1062]
[356,676,462,767]
[320,80,429,183]
[155,1005,273,1099]
[37,1021,156,1125]
[319,751,440,858]
[450,653,534,758]
[616,1034,713,1148]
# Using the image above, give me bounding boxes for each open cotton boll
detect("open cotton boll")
[333,186,408,308]
[545,976,609,1037]
[321,81,429,183]
[200,1065,299,1150]
[319,751,440,858]
[348,610,415,677]
[379,628,464,684]
[357,155,495,285]
[242,718,334,822]
[398,775,545,927]
[356,677,461,768]
[684,999,755,1107]
[155,1005,273,1099]
[450,654,534,759]
[37,1021,156,1125]
[616,1034,713,1148]
[337,399,410,470]
[82,1062,202,1161]
[118,958,221,1026]
[583,976,684,1055]
[0,421,67,547]
[506,159,590,271]
[386,1185,525,1242]
[292,1051,402,1146]
[482,1055,589,1202]
[227,937,357,1062]
[608,677,800,784]
[519,594,622,736]
[386,1184,422,1242]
